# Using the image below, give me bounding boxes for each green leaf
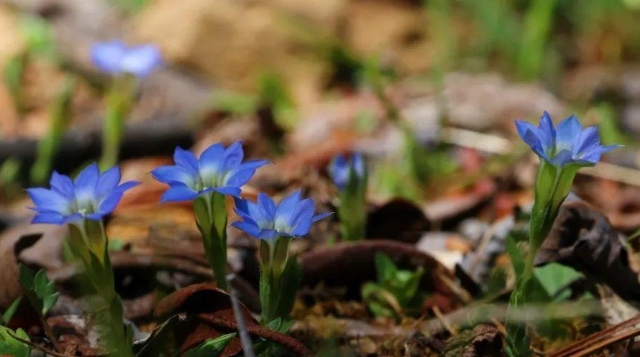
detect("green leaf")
[2,297,22,325]
[0,326,30,357]
[275,257,302,321]
[183,333,237,357]
[361,283,395,318]
[19,264,60,316]
[374,252,398,282]
[533,263,582,301]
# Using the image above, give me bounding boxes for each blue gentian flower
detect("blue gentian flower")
[91,40,162,78]
[152,142,268,202]
[232,190,331,239]
[328,153,366,190]
[27,163,139,225]
[516,112,619,167]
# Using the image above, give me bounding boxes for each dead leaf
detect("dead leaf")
[366,198,431,243]
[300,240,458,311]
[153,283,310,356]
[537,201,640,303]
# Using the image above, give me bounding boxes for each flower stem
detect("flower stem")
[100,76,134,170]
[259,237,300,324]
[195,193,228,290]
[505,162,576,357]
[68,221,133,357]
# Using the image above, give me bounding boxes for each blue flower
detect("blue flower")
[516,112,619,168]
[27,163,139,225]
[91,40,162,78]
[152,142,268,202]
[232,190,331,239]
[328,153,366,190]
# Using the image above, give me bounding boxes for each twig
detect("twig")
[8,331,71,357]
[548,313,640,357]
[38,313,64,354]
[226,274,256,357]
[568,325,640,357]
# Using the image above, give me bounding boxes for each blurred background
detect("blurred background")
[1,0,640,202]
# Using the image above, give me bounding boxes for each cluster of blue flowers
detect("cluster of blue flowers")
[29,142,329,241]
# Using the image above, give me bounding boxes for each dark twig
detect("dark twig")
[226,275,256,357]
[38,313,64,354]
[8,331,71,357]
[548,313,640,357]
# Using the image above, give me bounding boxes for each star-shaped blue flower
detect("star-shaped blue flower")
[515,112,619,168]
[27,163,139,225]
[152,142,268,202]
[91,40,162,78]
[232,190,331,239]
[328,153,366,191]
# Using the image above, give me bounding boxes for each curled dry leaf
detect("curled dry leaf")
[366,198,431,243]
[537,201,640,302]
[153,283,310,357]
[300,240,459,312]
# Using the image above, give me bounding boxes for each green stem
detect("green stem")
[259,237,299,323]
[100,76,134,170]
[195,193,228,290]
[68,221,133,357]
[505,162,577,357]
[338,186,366,242]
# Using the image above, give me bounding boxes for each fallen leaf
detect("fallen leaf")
[537,201,640,303]
[153,283,309,356]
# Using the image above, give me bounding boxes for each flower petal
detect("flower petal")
[221,142,244,171]
[222,168,256,188]
[212,186,241,197]
[550,150,574,167]
[312,212,333,222]
[256,228,279,240]
[173,147,199,176]
[573,126,600,158]
[98,192,124,216]
[231,220,261,237]
[27,188,70,214]
[258,193,277,220]
[198,143,225,177]
[160,186,199,203]
[555,115,581,151]
[120,44,162,77]
[74,163,100,200]
[91,41,126,74]
[49,171,75,199]
[31,212,66,225]
[114,180,139,194]
[96,166,121,199]
[522,129,549,161]
[288,199,315,236]
[352,153,366,178]
[275,190,302,231]
[152,165,196,187]
[537,111,556,152]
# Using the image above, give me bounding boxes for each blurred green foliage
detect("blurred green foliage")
[362,252,425,319]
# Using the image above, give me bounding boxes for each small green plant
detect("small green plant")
[362,252,425,319]
[328,153,367,241]
[0,326,30,357]
[506,113,620,357]
[183,333,237,357]
[91,40,162,169]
